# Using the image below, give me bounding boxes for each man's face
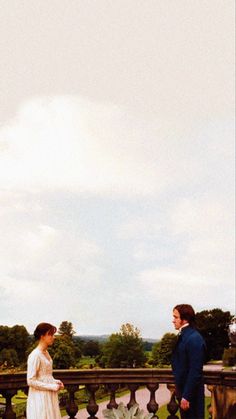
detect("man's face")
[172,309,186,330]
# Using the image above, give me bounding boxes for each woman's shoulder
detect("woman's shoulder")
[28,347,40,360]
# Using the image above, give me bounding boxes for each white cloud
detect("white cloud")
[2,96,232,197]
[0,96,234,336]
[169,197,234,279]
[138,267,234,315]
[0,96,161,195]
[0,211,105,332]
[0,1,234,338]
[116,217,162,240]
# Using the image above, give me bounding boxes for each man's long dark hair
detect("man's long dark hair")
[174,304,196,327]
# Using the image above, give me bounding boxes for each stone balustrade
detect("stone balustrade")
[0,368,235,419]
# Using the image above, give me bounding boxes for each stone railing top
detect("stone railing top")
[0,367,236,390]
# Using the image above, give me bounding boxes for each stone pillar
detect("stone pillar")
[167,384,179,419]
[127,384,139,409]
[65,384,79,419]
[106,384,119,409]
[86,384,99,418]
[146,383,159,417]
[2,390,17,419]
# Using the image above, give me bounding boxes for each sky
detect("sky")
[0,1,235,339]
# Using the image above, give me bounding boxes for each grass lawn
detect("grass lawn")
[77,356,97,368]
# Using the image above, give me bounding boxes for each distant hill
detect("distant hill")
[75,335,159,345]
[76,334,110,343]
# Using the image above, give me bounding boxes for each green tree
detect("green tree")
[99,323,147,368]
[195,308,232,360]
[83,340,100,357]
[58,321,75,339]
[151,341,161,366]
[0,326,9,351]
[49,335,77,369]
[8,325,30,362]
[0,348,19,367]
[0,325,30,364]
[152,333,177,366]
[73,340,83,360]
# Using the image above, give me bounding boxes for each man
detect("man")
[171,304,206,419]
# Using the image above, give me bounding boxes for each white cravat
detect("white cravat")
[179,322,189,335]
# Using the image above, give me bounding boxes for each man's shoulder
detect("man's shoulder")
[183,327,204,343]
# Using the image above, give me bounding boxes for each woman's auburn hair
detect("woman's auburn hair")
[34,323,57,340]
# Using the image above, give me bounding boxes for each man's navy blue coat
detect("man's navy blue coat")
[171,326,206,419]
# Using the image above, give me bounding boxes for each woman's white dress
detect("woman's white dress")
[27,347,61,419]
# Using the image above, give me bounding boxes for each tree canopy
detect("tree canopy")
[195,308,232,360]
[0,325,29,367]
[152,333,177,366]
[58,321,75,339]
[83,340,101,357]
[49,335,77,369]
[98,323,147,368]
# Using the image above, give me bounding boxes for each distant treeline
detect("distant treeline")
[0,309,232,371]
[76,335,156,351]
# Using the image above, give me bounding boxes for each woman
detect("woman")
[27,323,64,419]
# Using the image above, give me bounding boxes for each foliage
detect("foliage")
[48,321,81,368]
[49,335,77,369]
[151,341,161,366]
[98,323,147,368]
[0,348,19,367]
[73,340,83,359]
[152,333,177,366]
[0,325,29,366]
[103,403,154,419]
[0,321,81,370]
[0,326,9,348]
[8,325,30,361]
[120,324,141,337]
[58,321,75,339]
[195,308,232,360]
[143,341,154,352]
[73,336,85,352]
[83,340,101,357]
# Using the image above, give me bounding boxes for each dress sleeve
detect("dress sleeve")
[27,351,58,391]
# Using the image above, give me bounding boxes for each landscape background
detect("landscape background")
[0,1,234,340]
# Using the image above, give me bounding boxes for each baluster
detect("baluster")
[146,383,159,418]
[86,384,99,418]
[65,385,79,419]
[167,384,179,419]
[207,385,214,419]
[2,390,17,419]
[208,384,227,419]
[107,384,119,409]
[127,384,139,409]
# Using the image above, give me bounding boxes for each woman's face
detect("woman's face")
[40,331,55,346]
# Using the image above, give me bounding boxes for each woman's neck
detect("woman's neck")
[38,341,48,352]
